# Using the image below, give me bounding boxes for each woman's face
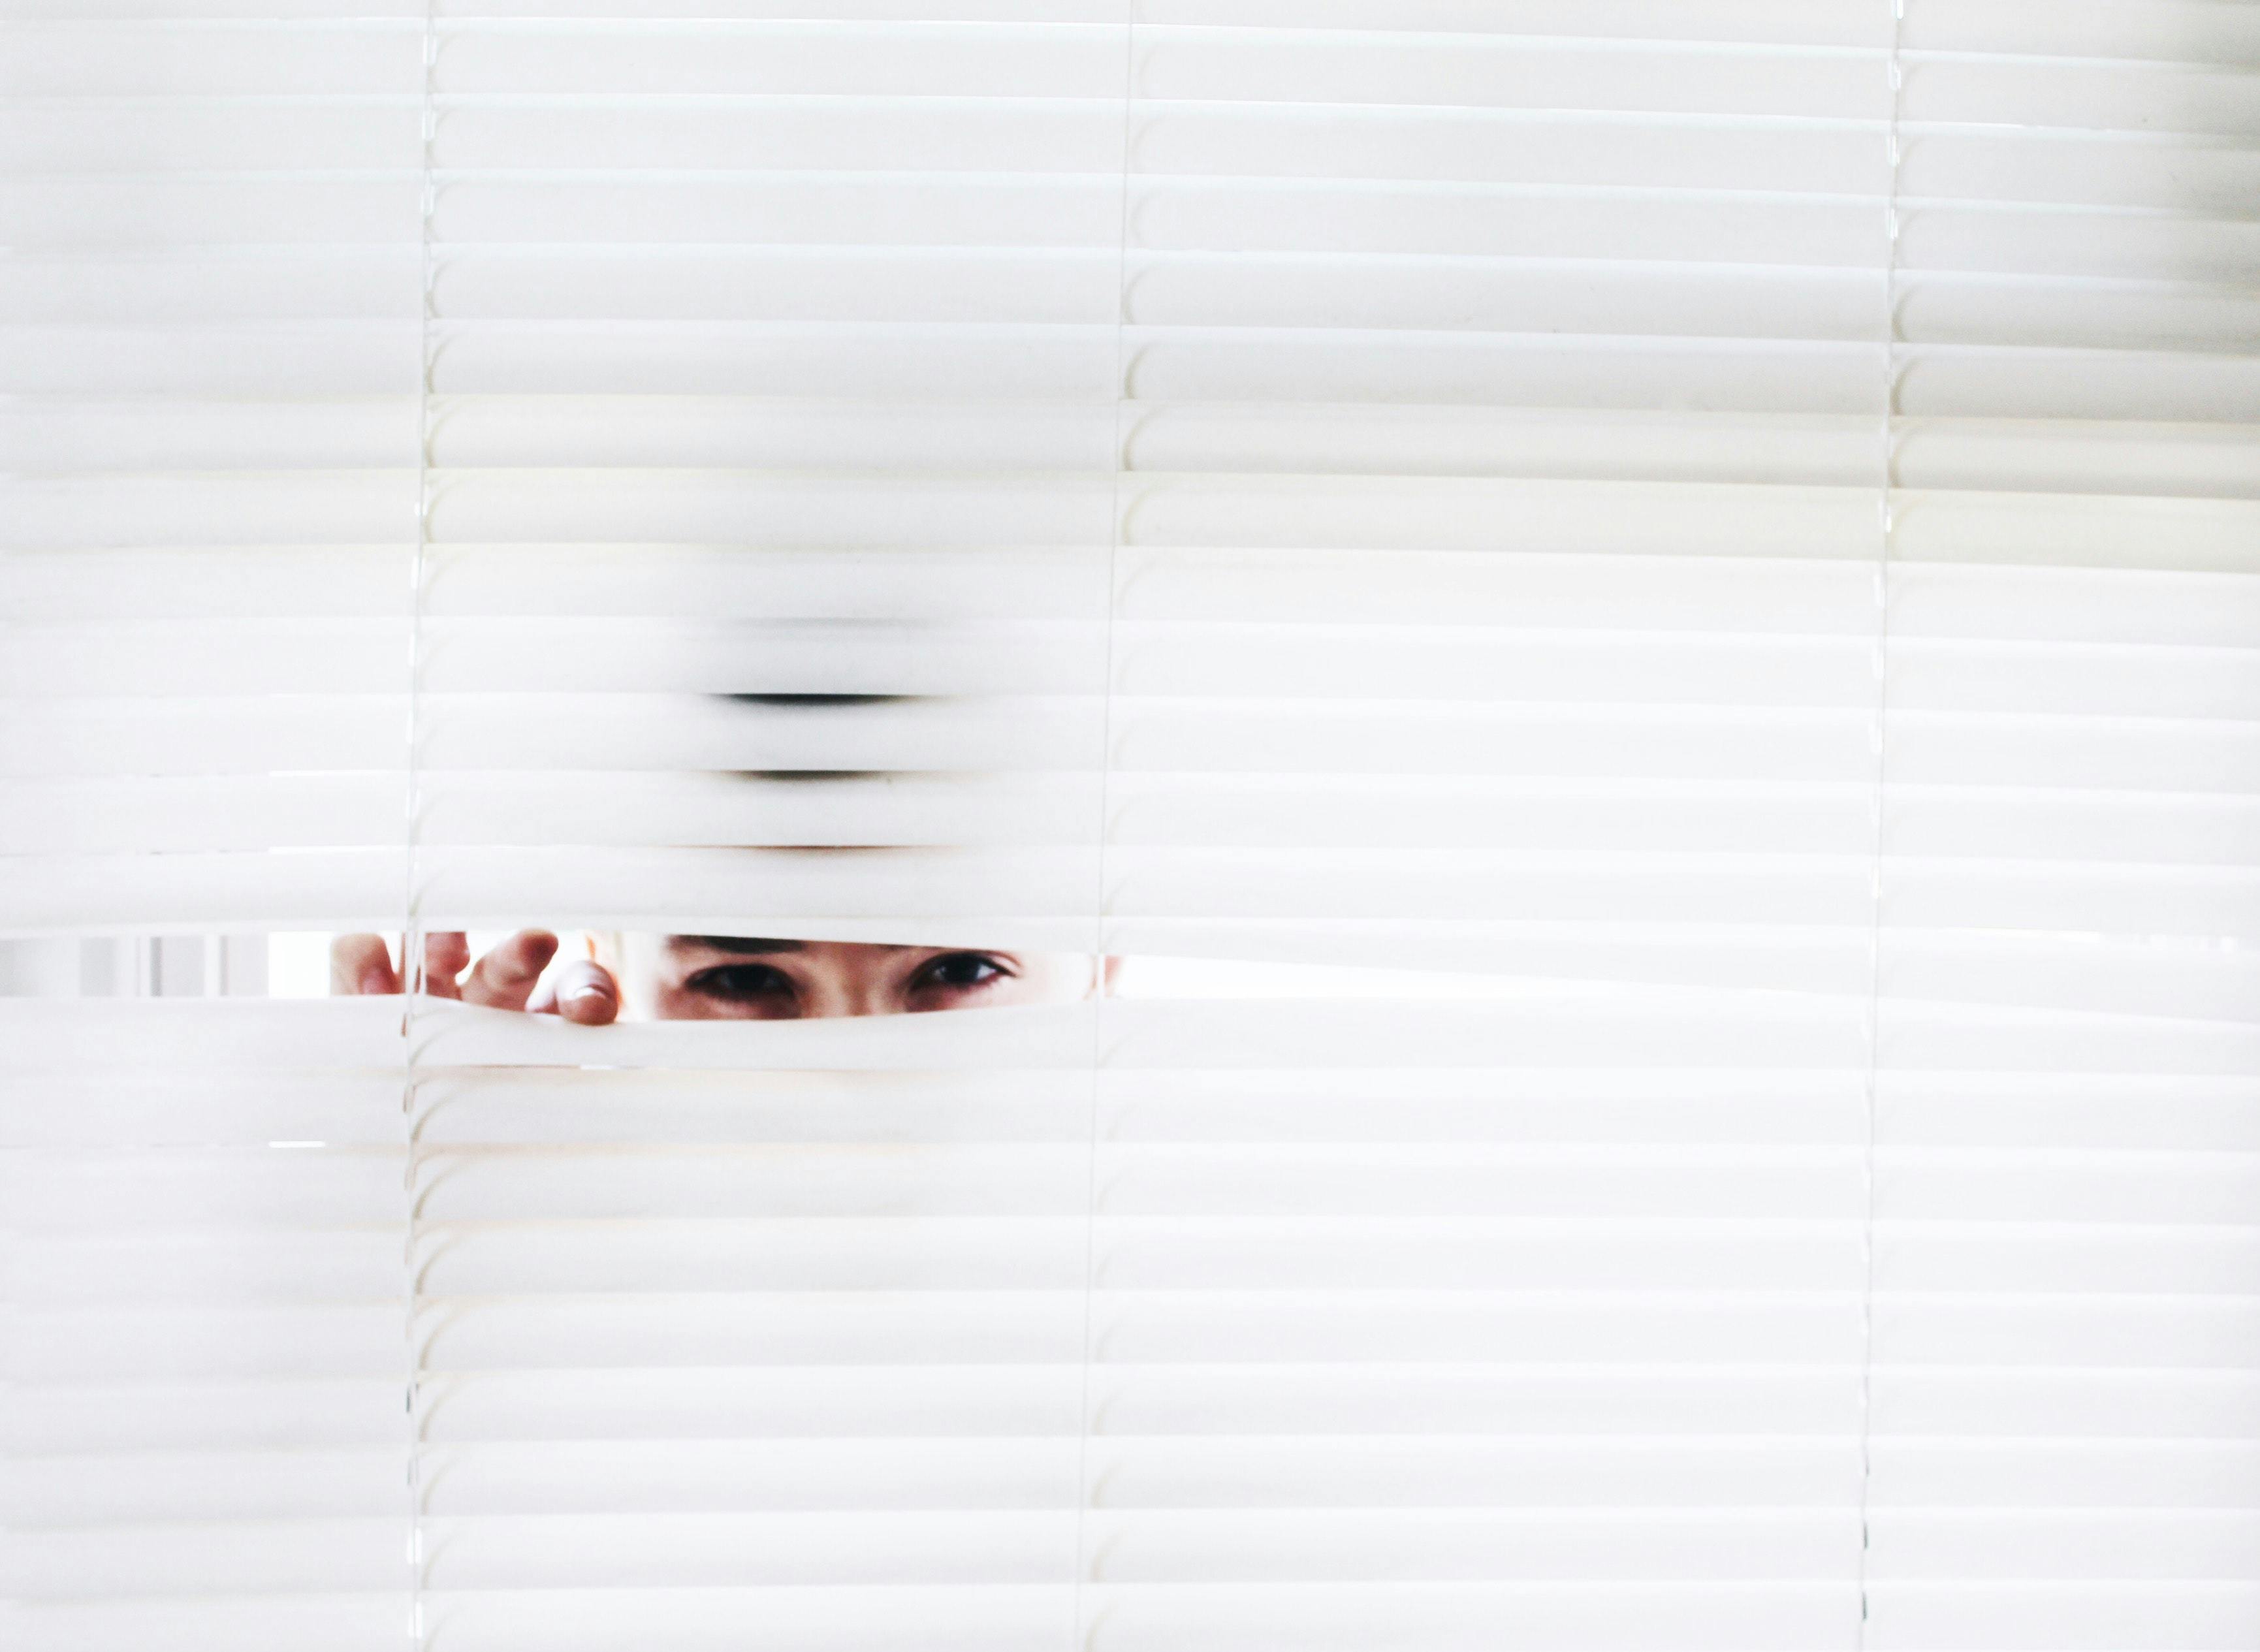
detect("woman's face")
[608,934,1107,1020]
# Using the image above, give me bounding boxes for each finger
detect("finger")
[330,934,397,996]
[421,931,470,999]
[535,959,619,1026]
[461,929,560,1012]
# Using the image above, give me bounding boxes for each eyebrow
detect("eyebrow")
[668,936,806,955]
[665,936,919,956]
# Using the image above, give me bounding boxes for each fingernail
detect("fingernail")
[565,984,613,1007]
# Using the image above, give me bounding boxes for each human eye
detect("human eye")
[904,951,1015,1009]
[682,962,799,1013]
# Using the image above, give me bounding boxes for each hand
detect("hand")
[329,929,620,1025]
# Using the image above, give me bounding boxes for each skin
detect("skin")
[330,930,1112,1024]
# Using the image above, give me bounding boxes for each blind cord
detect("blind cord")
[1856,1,1908,1643]
[1069,9,1141,1650]
[402,6,443,1647]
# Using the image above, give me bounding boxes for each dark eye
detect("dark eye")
[910,952,1010,994]
[684,963,796,1001]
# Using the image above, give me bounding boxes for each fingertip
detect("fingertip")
[501,929,560,981]
[550,959,619,1025]
[330,933,394,996]
[559,982,618,1026]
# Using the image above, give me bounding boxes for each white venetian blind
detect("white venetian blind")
[6,2,2259,1650]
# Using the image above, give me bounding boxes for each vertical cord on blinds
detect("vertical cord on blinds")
[403,5,441,1649]
[1069,8,1141,1647]
[1857,1,1909,1642]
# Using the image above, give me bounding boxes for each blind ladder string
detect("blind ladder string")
[1068,8,1141,1649]
[1856,3,1908,1644]
[400,5,443,1648]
